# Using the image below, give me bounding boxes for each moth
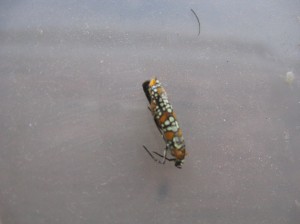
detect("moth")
[142,77,186,168]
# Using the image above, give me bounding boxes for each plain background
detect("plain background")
[0,1,300,223]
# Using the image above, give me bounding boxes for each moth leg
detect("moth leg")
[143,146,174,164]
[143,145,160,163]
[160,149,167,164]
[153,151,176,162]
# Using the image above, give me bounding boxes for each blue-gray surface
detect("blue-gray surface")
[1,1,300,223]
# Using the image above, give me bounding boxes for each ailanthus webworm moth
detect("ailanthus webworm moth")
[142,77,186,168]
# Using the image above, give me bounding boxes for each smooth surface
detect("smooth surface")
[1,1,300,223]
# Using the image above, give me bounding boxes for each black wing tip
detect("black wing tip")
[142,80,151,103]
[142,80,150,89]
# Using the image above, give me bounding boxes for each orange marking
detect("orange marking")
[150,101,156,111]
[177,128,183,137]
[164,131,174,141]
[171,148,186,160]
[159,112,169,124]
[149,78,156,87]
[157,87,165,95]
[156,87,162,94]
[172,112,177,119]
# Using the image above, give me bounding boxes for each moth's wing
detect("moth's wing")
[142,80,151,103]
[154,117,163,135]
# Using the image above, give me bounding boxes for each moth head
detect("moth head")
[174,159,184,169]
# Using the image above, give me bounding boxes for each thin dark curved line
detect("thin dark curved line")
[143,145,159,162]
[153,152,175,162]
[190,8,200,36]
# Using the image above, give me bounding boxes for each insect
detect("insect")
[142,77,186,168]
